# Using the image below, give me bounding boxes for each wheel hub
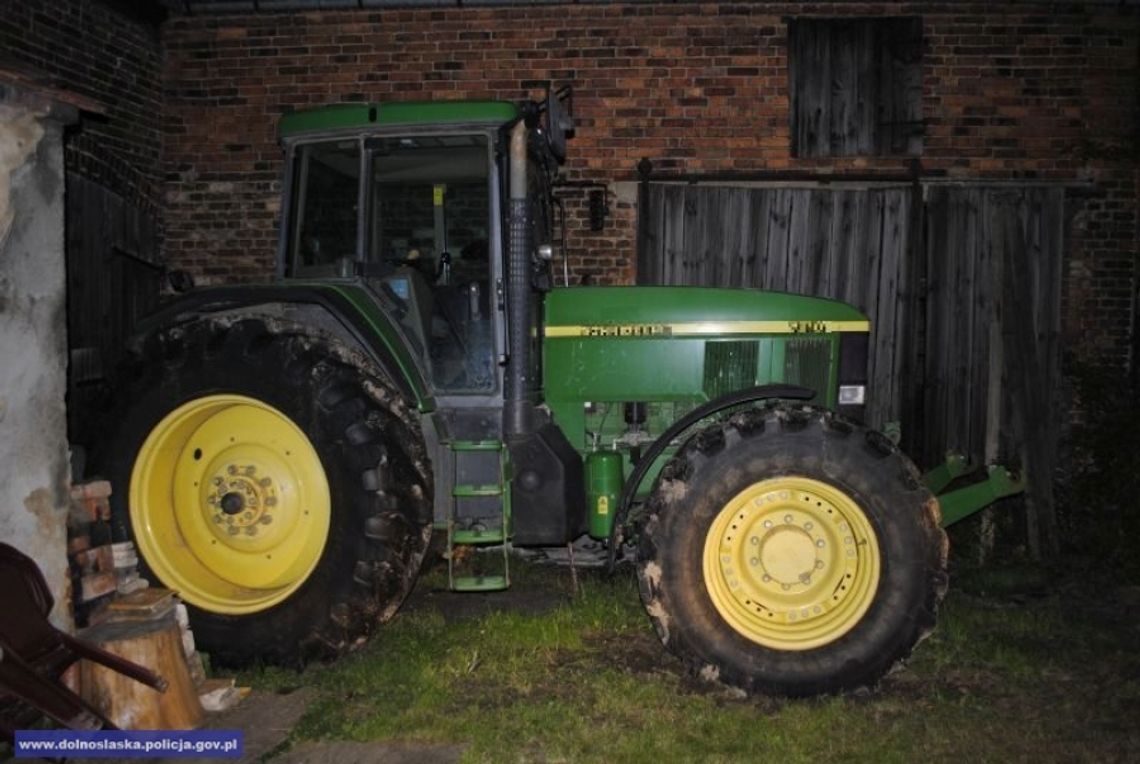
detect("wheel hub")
[757,523,818,586]
[703,476,880,651]
[205,464,279,539]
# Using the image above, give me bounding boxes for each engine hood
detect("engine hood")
[544,286,869,337]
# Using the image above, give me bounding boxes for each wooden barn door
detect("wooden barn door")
[923,186,1064,555]
[638,183,919,431]
[66,173,162,437]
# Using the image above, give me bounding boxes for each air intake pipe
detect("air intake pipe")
[504,120,534,436]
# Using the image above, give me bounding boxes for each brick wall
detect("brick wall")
[160,2,1138,367]
[0,0,164,215]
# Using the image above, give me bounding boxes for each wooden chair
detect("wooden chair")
[0,542,167,743]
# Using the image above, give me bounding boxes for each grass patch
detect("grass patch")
[243,559,1140,763]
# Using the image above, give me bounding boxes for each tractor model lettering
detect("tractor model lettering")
[789,320,828,334]
[89,88,1022,698]
[578,324,671,337]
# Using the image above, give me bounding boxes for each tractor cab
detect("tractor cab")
[277,99,564,403]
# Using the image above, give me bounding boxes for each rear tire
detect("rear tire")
[637,404,947,696]
[99,317,432,666]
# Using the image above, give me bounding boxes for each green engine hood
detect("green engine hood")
[541,285,868,441]
[544,286,869,337]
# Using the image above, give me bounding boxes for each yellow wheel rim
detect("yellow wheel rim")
[703,476,880,651]
[130,395,331,615]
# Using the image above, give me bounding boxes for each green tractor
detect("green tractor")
[97,90,1020,697]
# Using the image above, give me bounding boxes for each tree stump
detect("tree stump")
[78,614,204,730]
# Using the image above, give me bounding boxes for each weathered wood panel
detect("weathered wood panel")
[66,173,162,430]
[790,18,923,158]
[641,183,915,430]
[923,185,1064,555]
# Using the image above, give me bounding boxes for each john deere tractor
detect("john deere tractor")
[97,90,1019,696]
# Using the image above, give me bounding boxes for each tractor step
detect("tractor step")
[446,439,511,592]
[451,575,508,592]
[452,528,506,544]
[450,440,503,452]
[452,484,503,498]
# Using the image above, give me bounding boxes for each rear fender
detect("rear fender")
[130,287,434,413]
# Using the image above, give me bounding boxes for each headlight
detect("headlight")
[838,385,866,406]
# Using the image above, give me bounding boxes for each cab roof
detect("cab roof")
[278,100,520,140]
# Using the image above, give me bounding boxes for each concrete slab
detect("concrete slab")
[204,687,313,762]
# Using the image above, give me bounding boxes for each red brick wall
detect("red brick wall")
[0,0,163,214]
[160,2,1138,366]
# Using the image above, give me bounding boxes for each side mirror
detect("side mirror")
[545,85,574,163]
[166,269,195,293]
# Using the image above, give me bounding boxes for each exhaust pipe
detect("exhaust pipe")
[504,120,534,437]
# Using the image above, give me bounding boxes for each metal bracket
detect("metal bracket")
[923,452,974,494]
[936,464,1026,528]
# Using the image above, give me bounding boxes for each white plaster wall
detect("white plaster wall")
[0,105,72,628]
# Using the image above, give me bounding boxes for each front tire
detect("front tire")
[101,317,432,666]
[637,405,947,696]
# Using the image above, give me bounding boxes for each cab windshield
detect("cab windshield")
[286,133,496,393]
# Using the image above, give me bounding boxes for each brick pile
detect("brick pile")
[67,481,148,627]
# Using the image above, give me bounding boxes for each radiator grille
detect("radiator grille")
[703,341,759,400]
[785,337,833,401]
[702,337,834,402]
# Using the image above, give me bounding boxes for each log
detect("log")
[78,614,204,730]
